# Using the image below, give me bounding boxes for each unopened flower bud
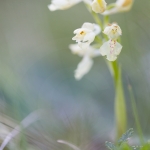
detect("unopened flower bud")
[91,0,107,13]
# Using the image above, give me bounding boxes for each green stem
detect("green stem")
[107,61,127,139]
[95,35,103,45]
[128,84,144,144]
[104,16,127,138]
[85,4,103,29]
[106,61,118,84]
[91,11,103,29]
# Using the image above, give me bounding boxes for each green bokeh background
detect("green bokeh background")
[0,0,150,149]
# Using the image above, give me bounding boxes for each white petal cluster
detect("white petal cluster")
[103,23,122,40]
[48,0,82,11]
[71,22,101,79]
[91,0,107,13]
[100,23,122,61]
[69,44,100,80]
[103,0,133,15]
[72,22,101,49]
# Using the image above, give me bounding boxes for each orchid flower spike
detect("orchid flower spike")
[72,22,101,49]
[48,0,82,11]
[69,44,101,80]
[103,0,133,15]
[91,0,107,13]
[100,23,122,61]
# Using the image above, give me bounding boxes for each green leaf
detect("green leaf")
[105,141,117,150]
[118,128,134,145]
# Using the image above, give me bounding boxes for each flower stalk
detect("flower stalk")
[48,0,135,142]
[108,61,127,139]
[90,10,127,139]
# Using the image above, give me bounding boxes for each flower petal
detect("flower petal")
[99,41,110,56]
[94,24,101,35]
[103,0,133,15]
[82,23,94,31]
[106,54,117,61]
[78,42,90,50]
[75,56,93,80]
[48,4,58,11]
[91,0,107,13]
[69,44,85,56]
[83,32,95,43]
[114,42,122,55]
[48,0,82,11]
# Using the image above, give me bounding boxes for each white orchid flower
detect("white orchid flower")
[100,23,122,61]
[69,44,101,80]
[91,0,107,13]
[72,22,101,49]
[48,0,82,11]
[103,0,133,15]
[100,40,122,61]
[103,23,122,40]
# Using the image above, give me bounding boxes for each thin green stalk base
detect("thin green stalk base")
[128,84,144,144]
[108,61,127,140]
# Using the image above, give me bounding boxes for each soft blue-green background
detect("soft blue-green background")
[0,0,150,149]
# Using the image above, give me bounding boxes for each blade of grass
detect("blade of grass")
[128,83,144,144]
[0,109,44,150]
[57,140,80,150]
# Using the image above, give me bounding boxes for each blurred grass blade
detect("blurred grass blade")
[128,83,144,144]
[57,140,80,150]
[0,110,44,150]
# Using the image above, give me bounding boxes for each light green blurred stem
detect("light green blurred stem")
[87,10,127,139]
[85,4,103,29]
[103,14,127,139]
[91,11,103,29]
[107,61,127,139]
[128,84,144,144]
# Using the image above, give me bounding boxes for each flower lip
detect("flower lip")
[99,40,122,61]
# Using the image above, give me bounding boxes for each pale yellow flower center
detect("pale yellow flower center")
[111,26,118,34]
[80,31,86,35]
